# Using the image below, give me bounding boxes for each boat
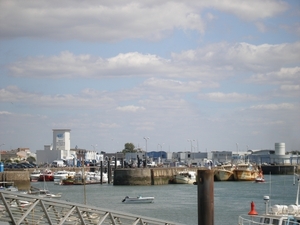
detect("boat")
[29,189,62,198]
[238,174,300,225]
[29,186,61,198]
[233,162,259,181]
[255,169,265,183]
[73,171,108,185]
[173,171,196,184]
[30,169,41,182]
[53,170,75,184]
[122,196,154,204]
[38,169,54,182]
[61,176,74,185]
[214,165,234,181]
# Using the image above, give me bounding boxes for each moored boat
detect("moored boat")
[122,196,154,204]
[233,163,259,181]
[38,169,54,182]
[214,165,234,181]
[238,174,300,225]
[54,170,76,184]
[29,189,62,198]
[173,171,196,184]
[30,169,41,182]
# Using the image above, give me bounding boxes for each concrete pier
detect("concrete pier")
[114,167,201,185]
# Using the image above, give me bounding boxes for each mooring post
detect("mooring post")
[108,159,111,184]
[197,169,214,225]
[100,161,103,184]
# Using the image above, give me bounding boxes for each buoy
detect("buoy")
[248,201,258,215]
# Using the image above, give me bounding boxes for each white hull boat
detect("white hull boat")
[122,196,154,204]
[173,171,196,184]
[238,173,300,225]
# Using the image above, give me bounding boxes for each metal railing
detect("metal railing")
[0,190,181,225]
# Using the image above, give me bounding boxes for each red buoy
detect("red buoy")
[248,201,258,215]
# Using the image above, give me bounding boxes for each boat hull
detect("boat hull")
[214,169,234,181]
[122,196,154,204]
[233,170,258,181]
[173,171,196,184]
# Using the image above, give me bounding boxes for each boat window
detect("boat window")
[264,218,270,223]
[272,219,279,225]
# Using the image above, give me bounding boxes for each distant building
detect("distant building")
[36,129,76,165]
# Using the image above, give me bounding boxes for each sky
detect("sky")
[0,0,299,154]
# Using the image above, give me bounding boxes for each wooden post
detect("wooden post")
[197,169,214,225]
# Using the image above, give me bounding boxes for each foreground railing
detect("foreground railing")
[0,190,181,225]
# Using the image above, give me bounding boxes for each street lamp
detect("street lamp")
[91,144,97,151]
[187,139,195,152]
[144,137,149,159]
[0,143,4,162]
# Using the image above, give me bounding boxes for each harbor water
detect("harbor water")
[30,174,299,225]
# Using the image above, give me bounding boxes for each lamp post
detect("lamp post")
[0,144,4,162]
[236,143,239,161]
[144,137,149,160]
[187,139,195,152]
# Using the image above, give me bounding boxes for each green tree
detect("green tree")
[122,143,136,153]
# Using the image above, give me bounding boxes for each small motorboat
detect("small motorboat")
[255,169,265,183]
[255,176,265,183]
[122,196,154,204]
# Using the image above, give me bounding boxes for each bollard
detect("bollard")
[100,161,103,184]
[197,169,214,225]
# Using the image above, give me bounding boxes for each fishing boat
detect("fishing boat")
[214,165,234,181]
[238,174,300,225]
[122,196,154,204]
[173,171,196,184]
[233,162,259,181]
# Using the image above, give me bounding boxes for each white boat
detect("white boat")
[173,171,196,184]
[29,189,62,198]
[122,196,154,204]
[255,169,265,183]
[53,170,76,184]
[30,169,41,182]
[238,174,300,225]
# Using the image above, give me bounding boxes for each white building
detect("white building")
[36,129,76,165]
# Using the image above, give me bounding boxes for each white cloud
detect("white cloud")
[249,67,300,85]
[199,92,259,102]
[8,42,300,81]
[249,103,295,110]
[116,105,145,112]
[0,0,289,41]
[0,111,12,115]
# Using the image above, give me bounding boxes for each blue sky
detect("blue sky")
[0,0,299,153]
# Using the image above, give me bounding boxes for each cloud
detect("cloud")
[116,105,145,112]
[199,92,259,102]
[249,103,295,110]
[7,42,300,81]
[0,111,12,115]
[0,0,289,41]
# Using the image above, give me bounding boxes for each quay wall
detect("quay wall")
[261,165,297,175]
[1,165,298,188]
[0,171,30,190]
[114,167,201,185]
